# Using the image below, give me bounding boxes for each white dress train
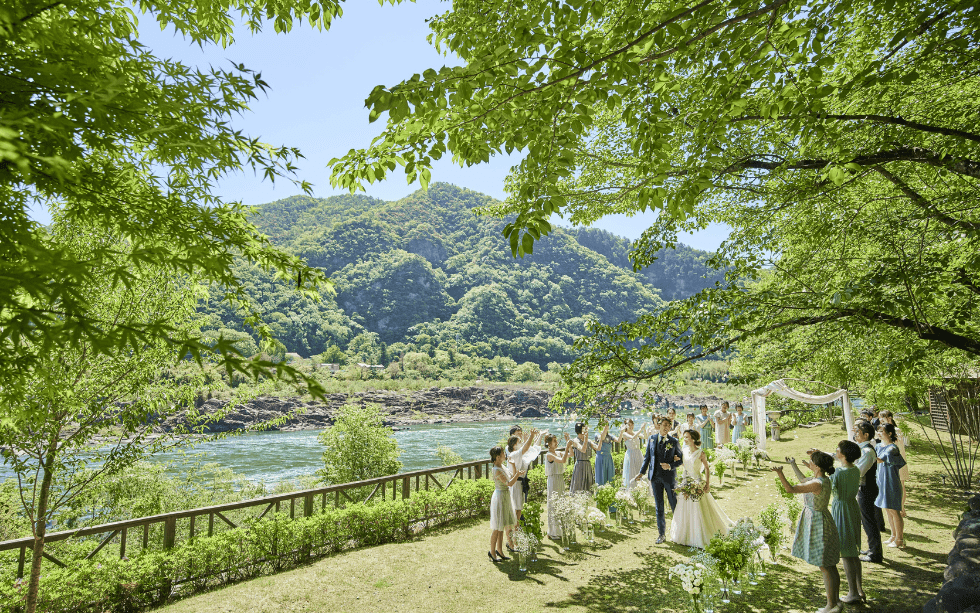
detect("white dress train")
[670,446,734,548]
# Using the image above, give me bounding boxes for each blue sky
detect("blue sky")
[73,1,730,251]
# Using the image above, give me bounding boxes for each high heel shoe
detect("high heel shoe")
[496,550,511,561]
[488,551,498,563]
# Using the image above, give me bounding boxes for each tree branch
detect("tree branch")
[873,165,980,232]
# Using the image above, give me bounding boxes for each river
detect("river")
[142,413,646,486]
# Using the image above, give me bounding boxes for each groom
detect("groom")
[635,416,684,543]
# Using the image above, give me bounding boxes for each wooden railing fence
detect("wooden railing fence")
[0,441,632,579]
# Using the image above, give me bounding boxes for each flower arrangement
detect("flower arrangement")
[752,448,770,468]
[758,503,785,563]
[594,483,617,513]
[630,480,652,517]
[521,499,545,541]
[675,477,706,501]
[704,534,748,601]
[735,438,754,474]
[587,507,606,529]
[714,447,736,484]
[670,562,709,613]
[549,492,579,543]
[512,528,539,571]
[615,487,637,508]
[512,528,539,556]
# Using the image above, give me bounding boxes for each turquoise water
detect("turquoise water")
[0,414,649,486]
[144,413,648,486]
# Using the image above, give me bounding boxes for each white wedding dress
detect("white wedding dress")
[670,446,734,548]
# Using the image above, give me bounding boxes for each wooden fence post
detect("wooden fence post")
[304,494,314,518]
[402,477,410,500]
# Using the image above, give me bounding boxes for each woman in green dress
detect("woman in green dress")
[775,451,842,613]
[790,442,864,604]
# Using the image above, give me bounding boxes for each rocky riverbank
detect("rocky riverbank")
[155,387,554,433]
[153,387,729,434]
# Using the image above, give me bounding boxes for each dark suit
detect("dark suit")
[858,441,886,561]
[639,432,684,536]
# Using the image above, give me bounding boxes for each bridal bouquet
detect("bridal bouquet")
[675,477,706,501]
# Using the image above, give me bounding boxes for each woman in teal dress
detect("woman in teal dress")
[593,419,616,486]
[775,452,842,613]
[790,442,864,604]
[695,404,714,450]
[731,403,748,441]
[875,423,908,548]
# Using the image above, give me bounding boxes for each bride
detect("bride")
[671,430,734,548]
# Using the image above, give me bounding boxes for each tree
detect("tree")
[330,0,980,411]
[0,0,382,419]
[317,403,402,485]
[0,221,202,613]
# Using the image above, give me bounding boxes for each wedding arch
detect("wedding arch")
[750,379,856,450]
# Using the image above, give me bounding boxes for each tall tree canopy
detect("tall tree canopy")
[332,0,980,405]
[0,0,375,417]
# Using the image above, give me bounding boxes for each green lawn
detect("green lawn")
[159,421,966,613]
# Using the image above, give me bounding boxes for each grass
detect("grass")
[158,421,968,613]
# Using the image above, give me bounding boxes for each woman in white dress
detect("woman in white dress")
[544,434,574,540]
[489,446,525,562]
[507,428,541,536]
[618,418,644,489]
[671,430,734,548]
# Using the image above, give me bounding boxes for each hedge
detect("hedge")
[0,479,493,613]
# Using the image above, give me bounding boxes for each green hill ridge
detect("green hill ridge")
[199,184,722,366]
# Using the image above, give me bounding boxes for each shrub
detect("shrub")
[0,479,494,613]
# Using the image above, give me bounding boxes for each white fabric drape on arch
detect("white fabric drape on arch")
[749,379,855,450]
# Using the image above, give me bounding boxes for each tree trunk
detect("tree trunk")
[25,447,57,613]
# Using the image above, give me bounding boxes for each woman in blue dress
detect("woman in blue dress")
[618,418,644,491]
[790,441,865,604]
[731,403,749,441]
[875,423,908,548]
[695,404,715,450]
[774,452,842,613]
[593,419,616,486]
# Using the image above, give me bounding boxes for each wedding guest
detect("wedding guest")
[618,418,644,492]
[732,403,748,441]
[854,421,885,563]
[569,422,602,493]
[544,434,573,540]
[791,442,865,604]
[666,407,681,440]
[774,452,842,613]
[696,404,715,449]
[680,412,698,444]
[714,402,733,445]
[507,428,540,534]
[875,423,907,548]
[594,418,616,486]
[878,410,909,518]
[488,446,524,562]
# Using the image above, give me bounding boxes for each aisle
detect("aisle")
[159,423,955,613]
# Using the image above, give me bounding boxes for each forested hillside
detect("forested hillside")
[198,184,722,366]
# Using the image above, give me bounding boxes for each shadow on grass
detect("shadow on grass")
[542,547,935,613]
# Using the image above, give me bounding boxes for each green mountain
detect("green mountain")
[199,184,722,365]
